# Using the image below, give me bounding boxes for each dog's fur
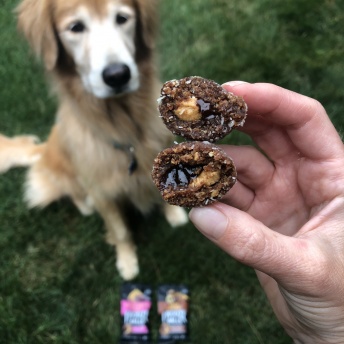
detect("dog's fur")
[3,0,188,280]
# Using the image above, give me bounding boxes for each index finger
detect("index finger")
[223,82,344,160]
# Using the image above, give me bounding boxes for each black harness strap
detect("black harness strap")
[112,141,138,175]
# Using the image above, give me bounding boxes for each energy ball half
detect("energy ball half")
[158,76,247,142]
[151,141,237,207]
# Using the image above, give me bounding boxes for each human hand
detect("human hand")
[189,82,344,343]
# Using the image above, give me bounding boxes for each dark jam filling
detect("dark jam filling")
[196,99,220,121]
[163,164,203,188]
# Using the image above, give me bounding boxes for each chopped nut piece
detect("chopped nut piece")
[189,170,220,188]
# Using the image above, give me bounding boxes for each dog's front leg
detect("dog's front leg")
[93,197,139,280]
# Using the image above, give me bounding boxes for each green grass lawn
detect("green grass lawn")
[1,0,344,343]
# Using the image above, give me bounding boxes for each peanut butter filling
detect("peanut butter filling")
[174,97,201,121]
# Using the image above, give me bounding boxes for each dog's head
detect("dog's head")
[16,0,158,98]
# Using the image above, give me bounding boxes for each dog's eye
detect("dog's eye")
[68,21,86,33]
[116,13,129,25]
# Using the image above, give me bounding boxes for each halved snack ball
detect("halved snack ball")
[151,141,237,207]
[158,76,247,142]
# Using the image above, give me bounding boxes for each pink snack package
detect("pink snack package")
[120,283,152,343]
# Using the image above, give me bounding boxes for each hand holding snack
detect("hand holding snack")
[190,82,344,343]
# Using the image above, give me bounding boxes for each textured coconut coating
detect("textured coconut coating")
[158,76,247,142]
[151,141,237,207]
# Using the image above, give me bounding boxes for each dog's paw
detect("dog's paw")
[163,204,189,227]
[17,152,42,168]
[116,245,139,280]
[15,135,41,145]
[0,162,12,174]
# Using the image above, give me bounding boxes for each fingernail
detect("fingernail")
[222,81,248,87]
[189,207,228,240]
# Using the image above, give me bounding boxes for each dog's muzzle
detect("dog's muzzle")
[102,63,131,90]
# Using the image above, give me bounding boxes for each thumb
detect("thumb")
[189,203,311,283]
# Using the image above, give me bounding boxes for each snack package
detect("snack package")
[120,283,152,343]
[157,285,189,342]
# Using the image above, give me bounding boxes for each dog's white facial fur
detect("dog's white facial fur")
[58,3,139,98]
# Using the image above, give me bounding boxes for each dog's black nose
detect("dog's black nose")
[102,63,131,89]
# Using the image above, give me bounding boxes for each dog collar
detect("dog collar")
[112,141,138,175]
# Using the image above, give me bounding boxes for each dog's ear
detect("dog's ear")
[135,0,158,51]
[16,0,58,71]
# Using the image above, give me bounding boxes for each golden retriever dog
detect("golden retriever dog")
[10,0,188,280]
